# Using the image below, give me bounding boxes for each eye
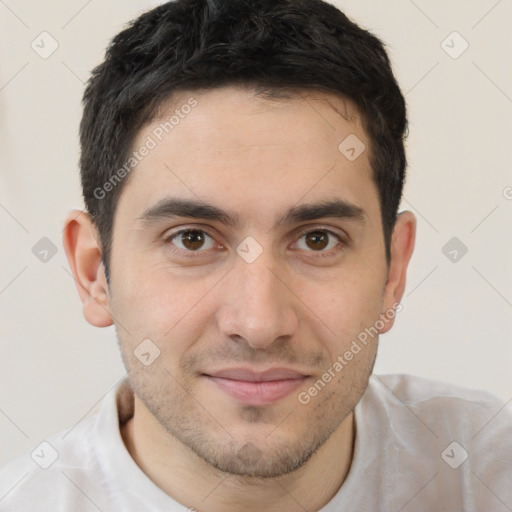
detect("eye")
[164,226,345,259]
[166,229,218,252]
[293,229,343,255]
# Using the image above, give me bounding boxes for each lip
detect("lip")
[203,367,310,406]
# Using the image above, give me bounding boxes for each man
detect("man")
[1,0,510,510]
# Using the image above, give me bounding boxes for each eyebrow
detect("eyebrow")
[135,196,366,230]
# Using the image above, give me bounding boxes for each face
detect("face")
[106,86,394,477]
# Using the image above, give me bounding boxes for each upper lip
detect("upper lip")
[204,367,309,382]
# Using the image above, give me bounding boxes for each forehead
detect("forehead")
[115,86,378,228]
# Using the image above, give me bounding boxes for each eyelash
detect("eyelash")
[163,226,346,259]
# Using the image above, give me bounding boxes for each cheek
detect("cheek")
[110,260,218,353]
[303,270,385,355]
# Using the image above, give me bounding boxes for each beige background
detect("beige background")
[1,0,511,466]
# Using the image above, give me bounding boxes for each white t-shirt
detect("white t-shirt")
[1,374,510,511]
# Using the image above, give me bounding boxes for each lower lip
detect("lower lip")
[205,376,308,406]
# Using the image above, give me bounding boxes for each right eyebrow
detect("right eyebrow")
[135,197,239,228]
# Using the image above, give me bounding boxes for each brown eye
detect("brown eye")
[168,229,216,252]
[181,230,205,250]
[295,229,342,254]
[304,231,329,251]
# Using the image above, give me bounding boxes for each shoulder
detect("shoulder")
[0,380,136,511]
[343,374,512,509]
[369,373,507,408]
[0,406,112,511]
[365,373,511,439]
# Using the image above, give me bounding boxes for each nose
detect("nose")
[216,249,299,350]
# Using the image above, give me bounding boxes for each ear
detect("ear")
[62,209,113,328]
[379,210,416,334]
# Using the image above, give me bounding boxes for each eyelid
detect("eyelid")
[294,224,346,241]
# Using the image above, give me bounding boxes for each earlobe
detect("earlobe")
[379,210,416,334]
[62,209,114,328]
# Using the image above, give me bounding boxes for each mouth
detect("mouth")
[202,367,311,406]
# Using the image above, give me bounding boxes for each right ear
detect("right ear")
[62,209,114,328]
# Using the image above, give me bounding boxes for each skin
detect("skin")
[63,86,416,512]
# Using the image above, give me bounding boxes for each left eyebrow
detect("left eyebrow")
[134,196,366,230]
[275,198,366,227]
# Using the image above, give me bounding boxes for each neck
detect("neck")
[121,396,355,512]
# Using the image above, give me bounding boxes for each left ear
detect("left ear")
[379,210,416,334]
